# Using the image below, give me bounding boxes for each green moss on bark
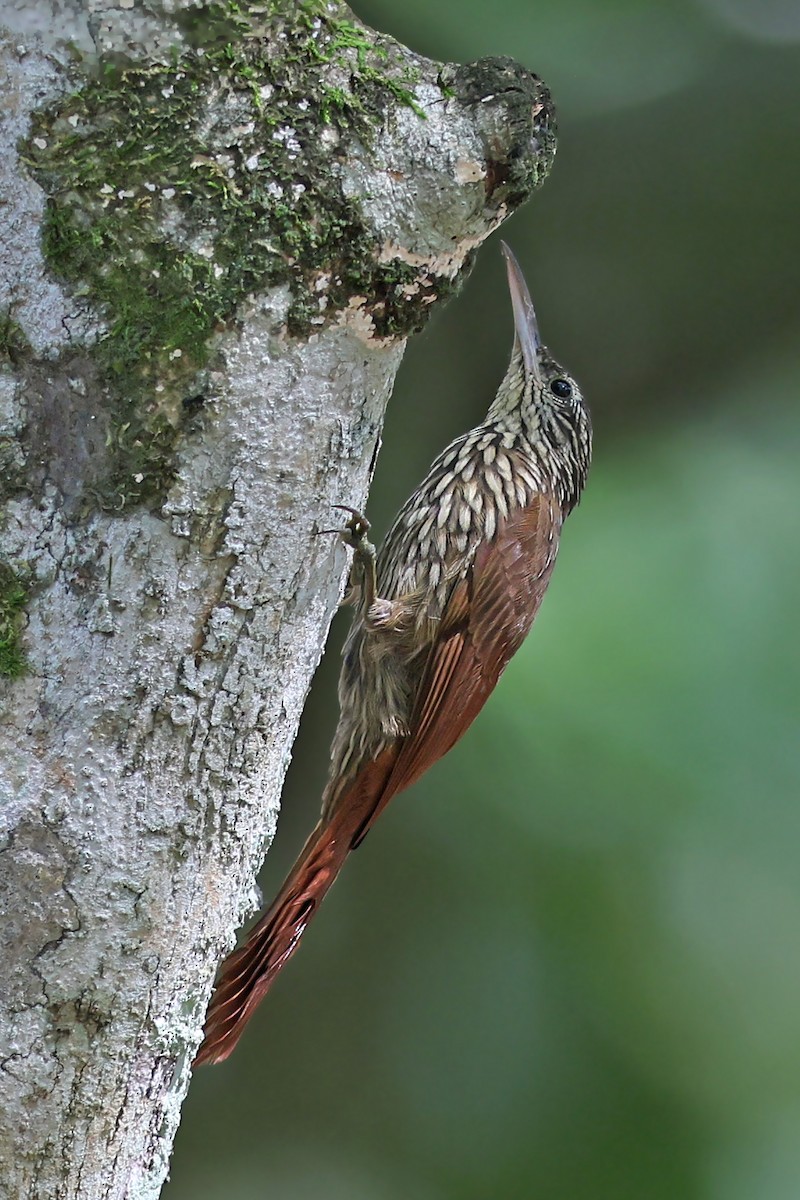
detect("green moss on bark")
[21,0,430,511]
[0,563,29,679]
[0,313,30,366]
[0,313,29,503]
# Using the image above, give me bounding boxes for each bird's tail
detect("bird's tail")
[195,816,349,1065]
[195,748,399,1066]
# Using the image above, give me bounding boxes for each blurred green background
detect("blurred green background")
[169,1,800,1196]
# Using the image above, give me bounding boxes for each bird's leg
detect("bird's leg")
[333,506,409,633]
[336,506,377,607]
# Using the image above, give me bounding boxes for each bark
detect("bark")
[0,1,554,1195]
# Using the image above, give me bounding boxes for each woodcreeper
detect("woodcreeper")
[196,243,592,1065]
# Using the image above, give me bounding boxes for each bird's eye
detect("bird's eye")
[550,378,573,399]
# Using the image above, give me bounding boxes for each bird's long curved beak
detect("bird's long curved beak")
[501,241,542,381]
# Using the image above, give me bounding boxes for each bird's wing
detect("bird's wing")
[350,491,561,846]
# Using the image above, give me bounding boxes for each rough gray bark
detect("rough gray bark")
[0,1,554,1196]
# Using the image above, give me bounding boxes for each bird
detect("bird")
[195,242,592,1066]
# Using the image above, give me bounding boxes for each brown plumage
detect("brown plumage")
[195,243,592,1066]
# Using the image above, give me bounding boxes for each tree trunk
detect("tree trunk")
[0,1,554,1195]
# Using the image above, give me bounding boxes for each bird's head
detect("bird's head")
[490,241,592,508]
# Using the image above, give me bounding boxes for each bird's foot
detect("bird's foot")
[332,505,372,554]
[322,504,378,612]
[322,507,407,630]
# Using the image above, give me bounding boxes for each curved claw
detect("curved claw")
[331,504,371,533]
[317,505,371,539]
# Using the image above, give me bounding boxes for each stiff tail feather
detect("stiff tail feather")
[195,817,349,1065]
[196,747,399,1066]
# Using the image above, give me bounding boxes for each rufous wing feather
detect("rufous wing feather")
[351,492,562,844]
